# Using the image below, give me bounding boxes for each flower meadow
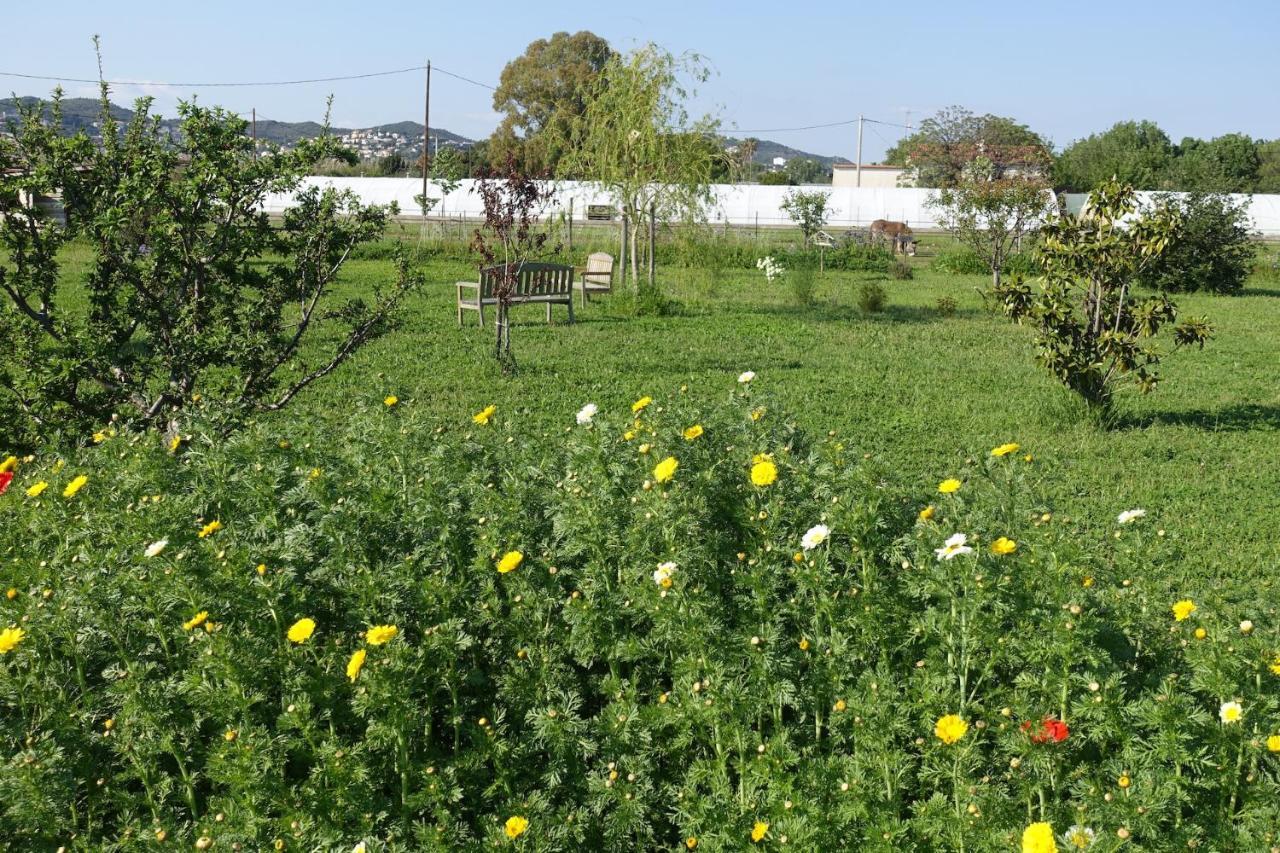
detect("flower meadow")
[2,382,1280,851]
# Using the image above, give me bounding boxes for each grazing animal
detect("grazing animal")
[869,219,916,255]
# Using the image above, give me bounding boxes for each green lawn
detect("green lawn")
[239,235,1280,609]
[40,235,1280,604]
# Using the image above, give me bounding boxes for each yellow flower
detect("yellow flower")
[1117,774,1130,789]
[991,537,1017,555]
[498,551,524,574]
[750,407,766,421]
[1267,735,1280,753]
[1172,599,1196,621]
[168,435,184,454]
[309,467,322,481]
[751,821,769,843]
[473,404,497,425]
[256,563,267,576]
[654,456,679,484]
[686,838,698,850]
[631,396,653,413]
[287,618,316,644]
[26,481,48,498]
[1194,627,1207,639]
[0,455,16,473]
[1219,701,1243,724]
[1270,655,1280,676]
[938,478,961,494]
[63,475,88,498]
[624,430,636,441]
[366,624,398,645]
[638,443,651,454]
[683,424,704,441]
[0,626,25,654]
[198,520,223,539]
[750,460,777,487]
[183,611,209,631]
[5,588,15,600]
[1082,576,1094,588]
[1021,822,1057,853]
[991,442,1020,457]
[833,699,847,712]
[224,729,238,742]
[384,395,399,407]
[918,505,935,521]
[934,714,968,745]
[504,816,529,839]
[347,648,367,682]
[93,431,108,444]
[799,638,810,651]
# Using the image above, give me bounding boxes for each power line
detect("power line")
[730,116,911,134]
[0,63,494,90]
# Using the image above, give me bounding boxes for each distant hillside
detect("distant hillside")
[722,135,851,167]
[0,96,474,150]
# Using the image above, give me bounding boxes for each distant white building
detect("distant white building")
[831,163,912,189]
[771,156,787,169]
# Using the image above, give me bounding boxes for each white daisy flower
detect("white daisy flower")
[144,539,168,558]
[1063,825,1096,849]
[801,524,830,551]
[934,533,973,561]
[738,371,756,384]
[1117,508,1146,524]
[575,403,598,425]
[653,561,677,588]
[1220,700,1243,724]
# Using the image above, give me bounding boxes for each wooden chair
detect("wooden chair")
[456,262,575,327]
[573,252,615,307]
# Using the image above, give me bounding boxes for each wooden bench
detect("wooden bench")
[573,252,614,307]
[456,262,575,327]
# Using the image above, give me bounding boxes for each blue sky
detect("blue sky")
[4,0,1278,161]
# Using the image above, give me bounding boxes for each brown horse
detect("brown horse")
[869,219,916,255]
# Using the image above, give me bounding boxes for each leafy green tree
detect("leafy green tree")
[1053,121,1175,192]
[884,106,1050,187]
[759,170,790,185]
[929,160,1055,289]
[561,44,719,282]
[1256,140,1280,193]
[780,189,834,246]
[1137,192,1256,294]
[0,87,415,448]
[489,31,615,176]
[376,151,406,176]
[1172,133,1261,193]
[785,157,829,185]
[993,180,1212,413]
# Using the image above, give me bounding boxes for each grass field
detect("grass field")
[9,232,1280,848]
[238,232,1280,608]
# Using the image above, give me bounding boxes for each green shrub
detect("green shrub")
[932,246,1036,277]
[1,389,1278,848]
[1137,192,1257,294]
[858,280,887,313]
[890,259,914,280]
[789,266,817,306]
[936,295,958,317]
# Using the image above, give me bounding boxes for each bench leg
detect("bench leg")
[456,294,463,327]
[546,301,552,324]
[568,296,575,325]
[478,301,485,328]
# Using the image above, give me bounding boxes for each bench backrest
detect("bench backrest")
[583,252,613,286]
[478,262,574,299]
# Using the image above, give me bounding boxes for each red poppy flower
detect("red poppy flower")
[0,471,12,496]
[1021,716,1069,744]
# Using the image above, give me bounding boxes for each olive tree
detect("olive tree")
[993,180,1213,413]
[0,86,417,448]
[561,44,719,283]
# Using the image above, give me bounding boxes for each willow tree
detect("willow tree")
[560,44,719,283]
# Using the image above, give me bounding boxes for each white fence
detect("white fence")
[262,179,1280,236]
[263,178,951,230]
[1062,192,1280,237]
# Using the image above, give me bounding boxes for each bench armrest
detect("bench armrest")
[455,280,480,291]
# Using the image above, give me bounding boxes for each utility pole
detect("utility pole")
[421,61,431,222]
[855,115,864,187]
[251,108,257,159]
